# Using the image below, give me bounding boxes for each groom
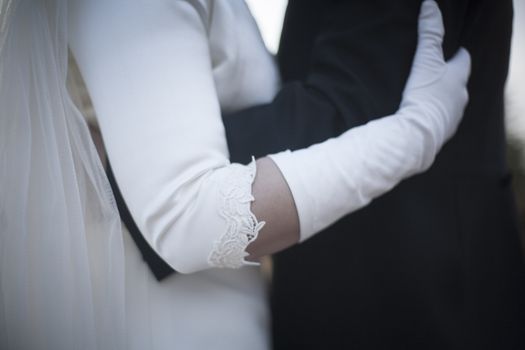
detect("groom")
[223,0,525,348]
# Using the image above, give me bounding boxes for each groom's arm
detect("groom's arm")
[223,0,464,164]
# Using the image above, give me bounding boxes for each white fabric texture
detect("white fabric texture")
[69,0,275,349]
[68,0,279,273]
[269,0,471,241]
[0,1,126,349]
[121,230,269,350]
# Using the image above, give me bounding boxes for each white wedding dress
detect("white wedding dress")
[1,0,278,349]
[68,0,279,349]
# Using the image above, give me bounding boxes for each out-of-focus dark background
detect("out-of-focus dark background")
[247,0,525,251]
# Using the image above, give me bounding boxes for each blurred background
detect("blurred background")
[246,0,525,250]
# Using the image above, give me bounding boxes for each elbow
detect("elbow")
[132,163,259,274]
[136,175,221,274]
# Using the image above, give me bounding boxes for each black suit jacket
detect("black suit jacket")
[223,0,525,348]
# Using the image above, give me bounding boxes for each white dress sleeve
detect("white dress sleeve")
[68,0,264,273]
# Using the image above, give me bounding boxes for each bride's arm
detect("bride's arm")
[69,0,469,273]
[68,0,298,271]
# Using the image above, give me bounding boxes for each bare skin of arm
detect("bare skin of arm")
[247,157,300,261]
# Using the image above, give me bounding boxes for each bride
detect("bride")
[0,0,470,349]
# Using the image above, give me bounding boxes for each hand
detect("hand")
[399,0,471,170]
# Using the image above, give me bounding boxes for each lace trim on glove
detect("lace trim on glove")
[208,158,265,268]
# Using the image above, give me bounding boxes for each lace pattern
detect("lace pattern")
[208,158,266,268]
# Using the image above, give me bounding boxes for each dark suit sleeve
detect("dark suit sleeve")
[224,0,424,164]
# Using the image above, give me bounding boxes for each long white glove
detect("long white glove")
[269,0,471,241]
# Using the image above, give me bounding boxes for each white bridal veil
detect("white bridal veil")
[0,0,126,349]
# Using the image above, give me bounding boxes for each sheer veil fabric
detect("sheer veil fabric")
[0,1,126,349]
